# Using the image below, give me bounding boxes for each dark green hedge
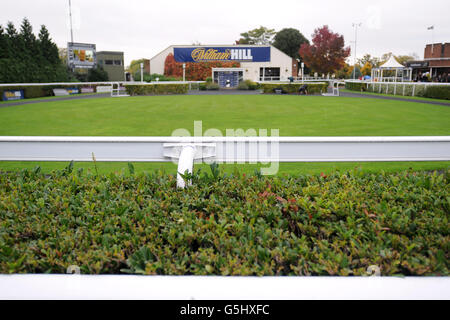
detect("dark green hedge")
[345,82,367,92]
[125,83,189,95]
[423,86,450,100]
[0,167,448,276]
[261,83,328,94]
[0,84,110,100]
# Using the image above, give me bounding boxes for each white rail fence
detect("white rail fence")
[1,136,449,188]
[345,80,450,97]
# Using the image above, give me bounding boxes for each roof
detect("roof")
[379,55,405,69]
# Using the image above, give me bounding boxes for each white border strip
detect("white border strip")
[0,275,448,300]
[0,136,449,163]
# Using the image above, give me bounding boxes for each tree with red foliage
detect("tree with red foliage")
[164,53,240,81]
[299,25,350,75]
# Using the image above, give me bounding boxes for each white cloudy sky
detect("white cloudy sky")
[1,0,449,66]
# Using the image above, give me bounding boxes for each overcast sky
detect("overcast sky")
[1,0,449,66]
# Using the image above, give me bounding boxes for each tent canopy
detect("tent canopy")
[379,55,405,69]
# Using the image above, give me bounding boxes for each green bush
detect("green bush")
[0,84,106,100]
[125,83,189,95]
[345,82,367,92]
[0,167,448,275]
[205,83,220,90]
[423,86,450,100]
[237,82,249,90]
[261,83,328,94]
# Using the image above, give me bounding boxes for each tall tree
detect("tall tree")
[273,28,309,59]
[299,25,350,74]
[0,25,6,59]
[236,26,276,45]
[39,25,59,65]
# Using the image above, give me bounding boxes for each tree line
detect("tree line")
[0,18,71,83]
[237,26,417,79]
[0,18,109,83]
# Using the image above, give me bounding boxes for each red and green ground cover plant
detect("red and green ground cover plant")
[0,164,448,276]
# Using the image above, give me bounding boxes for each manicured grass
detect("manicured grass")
[0,95,449,173]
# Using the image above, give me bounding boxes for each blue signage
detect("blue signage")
[2,90,24,101]
[174,47,271,63]
[66,88,80,95]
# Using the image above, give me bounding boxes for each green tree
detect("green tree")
[357,54,381,68]
[236,26,276,45]
[273,28,309,59]
[39,25,59,65]
[87,66,109,82]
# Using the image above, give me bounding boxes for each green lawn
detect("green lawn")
[0,95,449,174]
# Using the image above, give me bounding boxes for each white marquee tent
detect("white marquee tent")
[371,55,412,82]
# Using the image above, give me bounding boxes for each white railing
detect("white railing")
[1,136,449,188]
[345,80,450,97]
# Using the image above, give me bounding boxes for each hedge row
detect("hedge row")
[261,83,328,94]
[0,84,112,100]
[0,166,448,276]
[423,86,450,100]
[125,83,189,95]
[345,82,450,100]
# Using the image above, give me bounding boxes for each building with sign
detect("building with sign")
[406,43,450,82]
[149,45,297,87]
[97,51,125,81]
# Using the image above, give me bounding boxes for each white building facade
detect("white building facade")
[149,45,296,87]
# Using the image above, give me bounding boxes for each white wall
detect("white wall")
[150,46,174,75]
[241,46,293,82]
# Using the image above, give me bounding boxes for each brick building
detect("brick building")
[406,43,450,82]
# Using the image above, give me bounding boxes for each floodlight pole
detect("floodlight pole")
[69,0,74,43]
[352,23,362,80]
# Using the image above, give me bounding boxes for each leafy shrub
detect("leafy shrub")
[205,77,213,83]
[345,82,367,92]
[237,82,249,90]
[125,83,189,95]
[205,83,220,90]
[423,86,450,100]
[0,168,448,276]
[261,83,328,94]
[237,80,256,90]
[0,83,120,100]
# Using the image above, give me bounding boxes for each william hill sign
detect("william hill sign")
[174,47,271,63]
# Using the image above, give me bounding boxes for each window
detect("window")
[105,60,113,65]
[114,60,122,66]
[260,67,280,81]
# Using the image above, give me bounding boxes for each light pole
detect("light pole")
[183,63,186,82]
[427,25,435,55]
[140,62,144,83]
[352,23,362,80]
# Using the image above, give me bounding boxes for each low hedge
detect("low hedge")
[345,82,367,92]
[261,83,328,94]
[0,84,112,100]
[0,167,448,276]
[423,86,450,100]
[125,83,189,96]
